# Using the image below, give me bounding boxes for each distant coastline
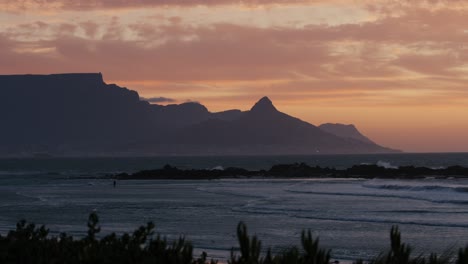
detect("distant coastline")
[114,163,468,180]
[2,153,468,178]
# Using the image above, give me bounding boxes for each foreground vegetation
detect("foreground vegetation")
[1,213,468,264]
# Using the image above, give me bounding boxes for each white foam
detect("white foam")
[211,166,224,171]
[376,160,398,169]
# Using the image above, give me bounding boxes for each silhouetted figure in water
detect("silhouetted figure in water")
[113,180,116,188]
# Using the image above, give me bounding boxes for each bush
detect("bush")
[1,214,467,264]
[229,222,330,264]
[357,226,453,264]
[0,212,211,264]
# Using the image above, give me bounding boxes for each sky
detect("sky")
[1,0,468,153]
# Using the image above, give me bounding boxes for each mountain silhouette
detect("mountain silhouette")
[319,123,374,144]
[250,96,277,113]
[0,73,180,154]
[173,97,396,154]
[0,73,398,156]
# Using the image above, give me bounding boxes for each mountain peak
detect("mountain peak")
[250,96,277,113]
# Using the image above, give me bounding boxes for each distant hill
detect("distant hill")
[319,123,374,144]
[170,97,397,154]
[0,73,399,156]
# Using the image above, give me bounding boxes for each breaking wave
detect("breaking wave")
[363,182,468,193]
[231,202,468,229]
[284,188,468,205]
[376,161,398,169]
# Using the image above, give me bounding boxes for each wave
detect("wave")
[376,160,398,169]
[372,209,468,214]
[0,170,115,178]
[196,187,265,199]
[293,215,468,229]
[363,182,468,193]
[0,170,43,176]
[430,166,447,170]
[284,189,468,205]
[15,191,47,202]
[231,204,468,229]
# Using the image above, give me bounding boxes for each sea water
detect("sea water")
[1,153,468,262]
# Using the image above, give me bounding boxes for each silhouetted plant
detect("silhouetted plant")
[275,246,301,264]
[0,213,217,264]
[229,224,330,264]
[301,229,331,264]
[457,247,468,264]
[358,226,452,264]
[425,253,451,264]
[87,211,100,241]
[230,222,262,264]
[1,216,467,264]
[370,226,412,264]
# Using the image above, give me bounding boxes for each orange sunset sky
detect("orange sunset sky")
[1,0,468,153]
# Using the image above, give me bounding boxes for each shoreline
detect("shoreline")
[114,163,468,180]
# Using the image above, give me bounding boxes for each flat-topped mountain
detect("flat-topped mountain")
[0,73,398,156]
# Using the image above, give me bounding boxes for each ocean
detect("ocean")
[1,153,468,262]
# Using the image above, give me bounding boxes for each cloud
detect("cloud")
[79,21,100,38]
[0,0,321,12]
[0,23,331,81]
[394,52,461,76]
[2,6,468,106]
[140,96,176,103]
[2,2,468,152]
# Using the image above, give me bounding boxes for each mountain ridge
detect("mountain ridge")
[250,96,277,113]
[319,123,375,144]
[0,73,399,156]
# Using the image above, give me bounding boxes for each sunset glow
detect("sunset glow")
[2,0,468,152]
